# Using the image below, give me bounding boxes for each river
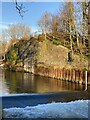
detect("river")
[0,68,88,95]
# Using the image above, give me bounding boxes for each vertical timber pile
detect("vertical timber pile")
[35,65,90,85]
[79,71,83,84]
[88,71,90,85]
[85,71,88,91]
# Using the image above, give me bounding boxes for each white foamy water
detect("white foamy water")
[3,100,89,118]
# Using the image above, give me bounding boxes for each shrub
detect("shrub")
[52,40,60,46]
[6,46,20,69]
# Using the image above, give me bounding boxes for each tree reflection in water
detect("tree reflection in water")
[0,69,85,95]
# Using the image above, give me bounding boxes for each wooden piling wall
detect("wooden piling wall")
[88,71,90,85]
[34,66,90,85]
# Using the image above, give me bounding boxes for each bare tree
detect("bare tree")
[37,12,52,34]
[51,14,59,34]
[7,23,31,45]
[58,2,75,51]
[82,1,88,45]
[1,30,9,59]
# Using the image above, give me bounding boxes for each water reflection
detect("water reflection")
[0,69,86,95]
[0,69,9,95]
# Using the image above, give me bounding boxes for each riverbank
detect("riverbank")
[1,62,90,86]
[34,65,90,85]
[3,37,90,86]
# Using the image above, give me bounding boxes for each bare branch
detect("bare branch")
[15,0,28,19]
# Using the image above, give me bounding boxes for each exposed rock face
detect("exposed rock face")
[5,35,88,72]
[5,38,38,71]
[15,38,38,62]
[37,40,88,70]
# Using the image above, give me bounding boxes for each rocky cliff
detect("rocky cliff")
[5,36,88,72]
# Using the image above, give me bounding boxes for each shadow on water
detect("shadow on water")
[0,69,89,95]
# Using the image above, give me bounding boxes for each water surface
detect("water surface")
[0,69,87,95]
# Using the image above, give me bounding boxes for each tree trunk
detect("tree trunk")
[88,1,90,70]
[82,2,86,46]
[69,25,73,51]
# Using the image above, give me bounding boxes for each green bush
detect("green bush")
[52,40,60,46]
[7,46,20,69]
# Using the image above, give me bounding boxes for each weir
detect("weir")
[1,91,89,109]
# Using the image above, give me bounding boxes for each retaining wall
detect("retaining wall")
[34,66,90,85]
